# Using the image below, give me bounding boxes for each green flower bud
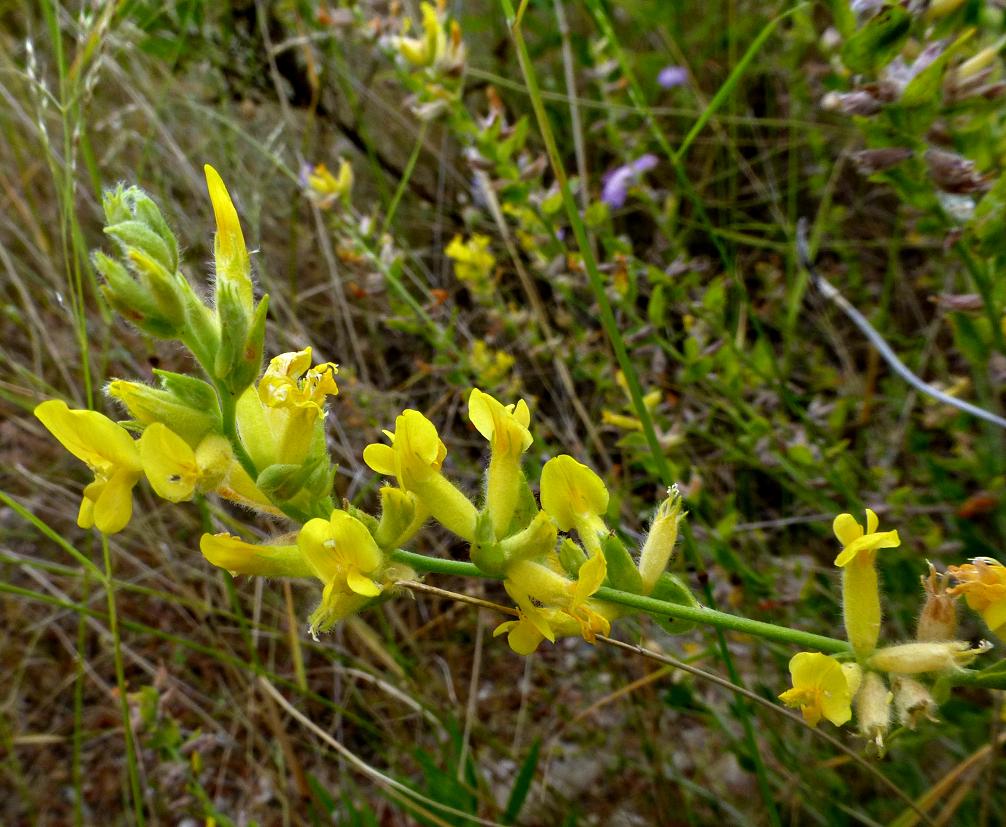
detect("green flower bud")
[373,487,424,550]
[107,371,220,446]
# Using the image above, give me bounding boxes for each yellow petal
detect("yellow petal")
[468,388,495,442]
[346,568,382,597]
[493,620,517,638]
[507,619,546,655]
[573,552,607,604]
[865,508,879,535]
[92,468,140,534]
[35,399,141,472]
[199,533,312,577]
[298,518,339,582]
[832,513,863,548]
[329,510,384,573]
[139,422,198,502]
[540,455,608,531]
[363,443,397,477]
[77,484,97,529]
[204,164,251,310]
[513,398,531,429]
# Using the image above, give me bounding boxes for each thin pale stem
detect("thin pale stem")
[102,535,146,826]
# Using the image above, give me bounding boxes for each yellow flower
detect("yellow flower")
[304,160,353,207]
[833,508,901,657]
[139,423,224,502]
[947,557,1006,637]
[501,555,612,652]
[468,388,532,537]
[446,234,495,290]
[298,510,386,634]
[204,164,252,315]
[363,409,477,540]
[493,590,560,656]
[34,400,143,534]
[200,532,313,578]
[540,455,609,556]
[137,423,275,512]
[833,509,901,567]
[236,347,339,469]
[778,652,855,727]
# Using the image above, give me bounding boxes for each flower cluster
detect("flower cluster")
[34,168,697,649]
[779,509,998,751]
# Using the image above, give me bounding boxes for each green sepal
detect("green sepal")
[231,293,269,394]
[256,457,322,501]
[127,248,187,328]
[105,220,176,275]
[213,280,250,381]
[601,533,644,593]
[649,572,701,635]
[558,537,586,578]
[503,475,538,537]
[470,511,506,575]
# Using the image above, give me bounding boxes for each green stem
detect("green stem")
[380,120,429,237]
[102,535,146,826]
[388,549,849,653]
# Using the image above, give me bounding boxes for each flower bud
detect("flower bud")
[892,676,938,729]
[855,672,891,753]
[638,487,685,594]
[373,487,424,550]
[916,563,958,642]
[868,640,991,674]
[108,371,220,446]
[96,184,196,338]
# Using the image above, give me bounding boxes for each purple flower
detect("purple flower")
[601,154,659,209]
[658,65,688,89]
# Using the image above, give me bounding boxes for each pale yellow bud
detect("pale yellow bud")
[868,640,991,674]
[855,672,891,753]
[892,676,938,730]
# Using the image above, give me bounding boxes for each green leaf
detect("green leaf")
[502,739,541,825]
[841,6,912,74]
[900,29,975,107]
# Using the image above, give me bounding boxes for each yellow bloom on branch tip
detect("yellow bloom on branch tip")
[833,508,901,567]
[468,388,532,458]
[778,652,854,727]
[258,347,339,412]
[363,409,445,490]
[34,400,143,534]
[299,511,385,634]
[204,164,252,312]
[947,558,1006,638]
[540,455,609,556]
